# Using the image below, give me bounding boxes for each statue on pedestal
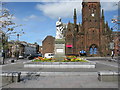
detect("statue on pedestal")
[56,17,64,39]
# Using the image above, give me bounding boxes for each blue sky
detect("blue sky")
[3,1,119,45]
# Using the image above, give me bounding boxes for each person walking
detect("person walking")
[111,50,114,59]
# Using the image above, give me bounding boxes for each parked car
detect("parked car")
[19,55,24,59]
[27,54,42,60]
[44,53,54,58]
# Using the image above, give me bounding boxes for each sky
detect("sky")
[2,0,119,46]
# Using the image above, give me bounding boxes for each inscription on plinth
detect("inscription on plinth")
[54,39,66,61]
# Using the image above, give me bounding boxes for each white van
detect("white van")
[44,53,54,58]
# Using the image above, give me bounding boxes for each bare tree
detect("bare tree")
[0,2,24,64]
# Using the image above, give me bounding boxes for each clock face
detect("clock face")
[91,13,95,17]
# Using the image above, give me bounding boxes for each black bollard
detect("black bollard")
[11,60,14,63]
[17,72,21,82]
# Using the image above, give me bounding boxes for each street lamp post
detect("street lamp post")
[15,30,24,60]
[16,34,19,60]
[1,33,5,64]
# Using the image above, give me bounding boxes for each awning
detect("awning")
[66,45,72,47]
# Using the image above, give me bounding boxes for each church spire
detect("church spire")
[73,8,77,26]
[102,9,104,20]
[105,21,109,29]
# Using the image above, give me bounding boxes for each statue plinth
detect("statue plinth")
[54,39,66,61]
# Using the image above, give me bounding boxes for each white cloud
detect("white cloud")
[36,2,82,19]
[23,18,29,21]
[36,1,118,19]
[28,14,37,19]
[23,14,46,22]
[23,14,38,21]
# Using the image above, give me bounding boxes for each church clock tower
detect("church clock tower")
[82,0,101,29]
[82,0,101,56]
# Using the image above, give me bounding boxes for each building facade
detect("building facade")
[8,41,39,58]
[113,32,120,56]
[65,0,113,56]
[42,36,55,56]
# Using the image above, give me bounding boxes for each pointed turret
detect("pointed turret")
[105,21,108,29]
[73,8,77,26]
[106,21,108,25]
[102,9,104,20]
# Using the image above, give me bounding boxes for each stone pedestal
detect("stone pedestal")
[54,39,66,61]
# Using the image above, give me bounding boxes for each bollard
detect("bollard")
[11,60,14,63]
[12,72,21,82]
[11,72,14,83]
[17,72,21,82]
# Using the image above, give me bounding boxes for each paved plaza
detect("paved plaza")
[1,57,119,88]
[2,75,118,88]
[2,57,118,72]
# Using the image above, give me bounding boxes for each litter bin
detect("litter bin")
[12,72,21,82]
[11,60,14,63]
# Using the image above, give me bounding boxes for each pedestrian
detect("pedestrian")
[111,50,114,59]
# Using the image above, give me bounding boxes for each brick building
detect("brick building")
[39,46,43,54]
[65,0,113,56]
[42,36,55,56]
[113,32,120,56]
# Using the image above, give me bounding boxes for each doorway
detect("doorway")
[89,44,98,55]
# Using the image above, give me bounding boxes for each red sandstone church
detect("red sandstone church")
[42,0,119,57]
[65,0,113,56]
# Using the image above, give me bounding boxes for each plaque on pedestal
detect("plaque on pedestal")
[54,39,66,61]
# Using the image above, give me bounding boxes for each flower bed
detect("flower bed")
[32,56,88,62]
